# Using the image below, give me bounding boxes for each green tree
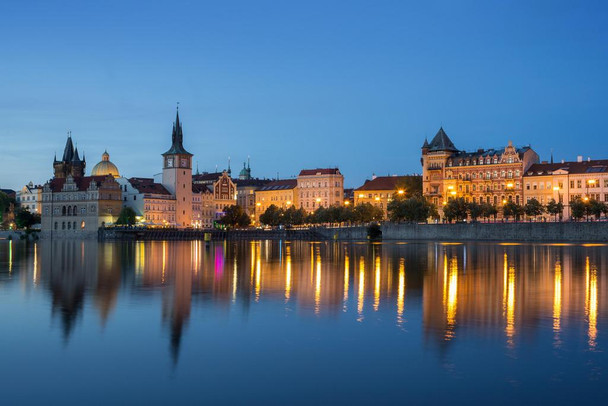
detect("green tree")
[588,199,606,220]
[503,202,524,221]
[468,202,483,222]
[443,197,468,222]
[545,199,564,221]
[0,191,12,222]
[481,203,498,222]
[259,204,283,226]
[387,195,434,223]
[393,176,422,197]
[220,205,251,228]
[14,207,40,229]
[353,203,383,223]
[282,206,307,225]
[116,207,137,226]
[570,198,586,221]
[524,198,544,220]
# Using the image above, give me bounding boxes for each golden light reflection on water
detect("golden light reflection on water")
[586,256,598,349]
[443,255,458,340]
[553,260,562,342]
[6,239,608,357]
[358,256,365,321]
[397,258,405,326]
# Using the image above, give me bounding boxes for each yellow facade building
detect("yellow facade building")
[254,179,298,222]
[354,175,421,218]
[297,168,344,212]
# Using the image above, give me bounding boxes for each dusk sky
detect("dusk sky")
[1,0,607,190]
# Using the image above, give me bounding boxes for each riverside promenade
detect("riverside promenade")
[97,222,608,243]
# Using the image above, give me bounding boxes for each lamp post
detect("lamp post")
[553,186,562,222]
[586,179,596,200]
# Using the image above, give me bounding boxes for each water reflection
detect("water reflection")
[0,239,606,361]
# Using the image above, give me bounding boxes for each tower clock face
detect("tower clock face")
[180,158,188,168]
[167,158,174,167]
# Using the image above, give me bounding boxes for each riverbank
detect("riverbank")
[93,222,608,243]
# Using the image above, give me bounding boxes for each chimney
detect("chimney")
[577,155,583,163]
[588,157,591,162]
[372,173,377,180]
[561,159,565,164]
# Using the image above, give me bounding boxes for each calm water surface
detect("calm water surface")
[0,239,607,404]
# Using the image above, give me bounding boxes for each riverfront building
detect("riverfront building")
[16,182,43,214]
[41,135,123,237]
[254,179,298,222]
[421,128,539,214]
[354,175,421,219]
[523,157,608,219]
[297,168,344,212]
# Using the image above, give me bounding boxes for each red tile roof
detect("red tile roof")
[298,168,341,176]
[128,178,172,196]
[48,176,112,192]
[525,160,608,177]
[355,176,417,191]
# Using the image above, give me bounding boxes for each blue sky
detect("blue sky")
[1,0,607,190]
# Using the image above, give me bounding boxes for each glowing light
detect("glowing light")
[450,191,456,196]
[506,183,514,188]
[286,201,292,205]
[256,202,261,206]
[285,246,292,301]
[586,257,598,349]
[588,179,596,185]
[443,256,458,340]
[232,256,238,301]
[315,253,322,314]
[553,186,560,191]
[8,240,12,273]
[374,256,381,311]
[553,260,562,344]
[343,252,349,307]
[357,256,365,321]
[505,264,516,347]
[397,258,405,325]
[374,197,380,201]
[33,243,38,284]
[358,194,365,198]
[255,247,261,301]
[447,185,454,190]
[397,190,404,194]
[344,200,350,205]
[316,198,321,202]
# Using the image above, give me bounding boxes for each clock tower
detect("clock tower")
[162,108,193,227]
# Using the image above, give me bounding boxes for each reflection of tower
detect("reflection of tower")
[161,243,192,364]
[94,243,121,325]
[42,240,98,342]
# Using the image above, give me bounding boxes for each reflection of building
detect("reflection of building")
[297,168,344,212]
[523,158,608,219]
[421,128,539,214]
[354,175,421,218]
[254,179,298,221]
[16,181,43,214]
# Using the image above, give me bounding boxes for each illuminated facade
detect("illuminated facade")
[254,179,298,221]
[297,168,344,212]
[523,158,608,219]
[354,175,421,218]
[16,182,43,214]
[192,184,214,228]
[421,127,539,214]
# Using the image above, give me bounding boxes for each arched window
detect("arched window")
[67,206,72,216]
[62,206,66,216]
[73,205,77,216]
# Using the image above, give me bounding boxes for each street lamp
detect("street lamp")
[344,200,350,206]
[397,190,404,195]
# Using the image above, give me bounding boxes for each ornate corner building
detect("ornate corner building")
[421,128,539,214]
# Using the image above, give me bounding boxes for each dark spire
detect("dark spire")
[422,137,429,149]
[62,132,75,162]
[427,127,458,152]
[72,147,81,163]
[162,107,192,156]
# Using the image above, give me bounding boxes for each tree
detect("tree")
[393,176,422,197]
[524,198,544,221]
[468,202,483,222]
[545,199,564,221]
[14,207,40,229]
[353,203,383,223]
[282,206,307,225]
[570,198,586,221]
[503,202,524,221]
[588,199,606,220]
[116,207,137,226]
[0,191,12,222]
[443,197,468,222]
[387,195,434,223]
[259,204,282,226]
[481,203,498,222]
[220,205,251,228]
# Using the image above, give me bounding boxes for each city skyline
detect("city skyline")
[2,1,608,190]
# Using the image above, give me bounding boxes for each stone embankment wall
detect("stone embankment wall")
[315,222,608,242]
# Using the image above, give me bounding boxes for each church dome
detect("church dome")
[91,150,120,177]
